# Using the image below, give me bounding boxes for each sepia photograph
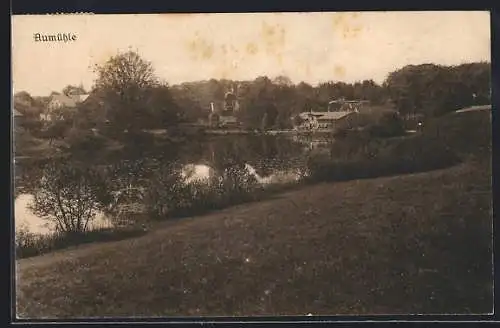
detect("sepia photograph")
[12,11,492,319]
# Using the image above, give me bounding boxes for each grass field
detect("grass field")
[16,158,492,318]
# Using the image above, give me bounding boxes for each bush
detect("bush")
[14,129,45,151]
[143,163,262,220]
[15,227,147,259]
[308,133,461,182]
[366,111,406,138]
[19,118,44,135]
[66,128,106,151]
[15,228,46,259]
[422,110,491,159]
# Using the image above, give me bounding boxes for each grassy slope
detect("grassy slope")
[16,159,492,317]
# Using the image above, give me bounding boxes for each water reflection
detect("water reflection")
[182,164,214,183]
[14,135,321,236]
[15,194,53,235]
[15,194,113,235]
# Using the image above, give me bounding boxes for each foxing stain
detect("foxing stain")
[332,12,364,40]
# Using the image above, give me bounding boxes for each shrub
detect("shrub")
[15,227,147,259]
[19,118,44,135]
[15,228,45,258]
[28,160,110,235]
[422,110,491,159]
[366,111,406,138]
[142,163,262,220]
[14,130,45,154]
[142,163,192,219]
[66,128,106,151]
[308,133,461,182]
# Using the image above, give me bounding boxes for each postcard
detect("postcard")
[12,11,492,319]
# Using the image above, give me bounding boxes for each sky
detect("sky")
[12,11,491,97]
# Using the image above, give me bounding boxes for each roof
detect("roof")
[49,94,90,108]
[299,111,355,121]
[328,100,369,104]
[72,94,89,102]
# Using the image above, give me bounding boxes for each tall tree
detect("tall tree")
[62,84,87,96]
[93,51,159,133]
[14,91,44,132]
[143,84,181,128]
[272,75,293,87]
[384,62,491,118]
[238,76,276,129]
[14,91,34,106]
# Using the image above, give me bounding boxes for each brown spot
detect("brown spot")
[200,41,214,60]
[246,43,258,55]
[230,44,239,55]
[333,65,346,78]
[185,36,214,60]
[262,22,276,38]
[276,53,283,65]
[332,14,346,29]
[220,45,228,55]
[331,13,364,39]
[186,39,196,52]
[261,22,286,57]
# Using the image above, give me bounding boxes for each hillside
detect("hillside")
[16,162,492,317]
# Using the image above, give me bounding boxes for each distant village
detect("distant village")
[15,84,373,134]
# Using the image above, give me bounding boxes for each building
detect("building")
[41,93,90,121]
[296,111,358,130]
[294,99,367,131]
[223,91,239,113]
[208,86,241,129]
[209,106,240,129]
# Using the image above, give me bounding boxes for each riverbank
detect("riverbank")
[203,129,336,136]
[16,158,492,317]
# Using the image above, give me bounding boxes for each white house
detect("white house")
[41,93,90,121]
[296,111,357,130]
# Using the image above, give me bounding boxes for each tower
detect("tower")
[224,84,239,114]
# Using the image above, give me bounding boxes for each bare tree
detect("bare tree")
[29,161,109,234]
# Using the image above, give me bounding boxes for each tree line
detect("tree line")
[14,50,491,138]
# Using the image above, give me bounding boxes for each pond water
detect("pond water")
[15,194,113,235]
[14,135,331,236]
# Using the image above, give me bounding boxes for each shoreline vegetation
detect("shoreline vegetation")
[15,108,491,259]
